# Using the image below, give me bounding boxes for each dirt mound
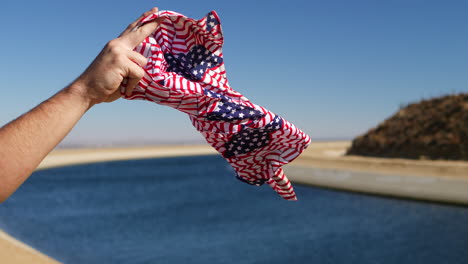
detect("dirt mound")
[346,93,468,160]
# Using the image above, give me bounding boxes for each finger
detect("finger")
[121,16,164,48]
[127,50,148,67]
[120,7,159,37]
[105,90,122,103]
[125,78,139,96]
[125,63,145,96]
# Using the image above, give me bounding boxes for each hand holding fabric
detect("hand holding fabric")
[0,7,164,203]
[72,7,164,106]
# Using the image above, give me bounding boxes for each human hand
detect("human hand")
[0,8,165,203]
[69,7,163,106]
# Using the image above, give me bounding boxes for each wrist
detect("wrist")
[65,82,94,109]
[63,80,96,110]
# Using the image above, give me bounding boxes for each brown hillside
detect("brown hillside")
[346,93,468,160]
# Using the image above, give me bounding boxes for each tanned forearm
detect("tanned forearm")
[0,84,92,202]
[0,7,162,203]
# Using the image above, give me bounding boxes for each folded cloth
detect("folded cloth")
[122,10,311,200]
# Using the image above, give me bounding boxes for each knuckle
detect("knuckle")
[128,22,136,29]
[136,55,148,65]
[133,26,143,34]
[136,68,145,78]
[106,39,119,50]
[115,54,127,65]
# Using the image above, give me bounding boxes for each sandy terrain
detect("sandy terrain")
[0,230,61,264]
[1,142,467,263]
[37,145,217,170]
[293,141,468,178]
[286,141,468,205]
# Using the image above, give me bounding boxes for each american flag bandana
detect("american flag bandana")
[122,10,311,200]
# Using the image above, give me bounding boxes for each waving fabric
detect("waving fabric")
[122,10,311,200]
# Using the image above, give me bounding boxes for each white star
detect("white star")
[198,55,203,59]
[221,113,227,117]
[226,106,232,110]
[257,142,262,146]
[197,49,202,53]
[275,125,280,129]
[237,146,242,150]
[201,61,205,65]
[214,58,218,62]
[209,22,215,28]
[205,50,210,55]
[214,106,221,112]
[234,151,239,155]
[239,113,244,118]
[207,62,212,67]
[193,70,198,75]
[249,143,254,146]
[206,91,211,96]
[228,116,233,119]
[249,111,255,115]
[252,138,258,142]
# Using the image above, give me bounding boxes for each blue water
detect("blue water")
[1,155,468,264]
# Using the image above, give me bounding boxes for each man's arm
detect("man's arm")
[0,7,162,203]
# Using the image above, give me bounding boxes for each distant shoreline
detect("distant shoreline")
[38,144,217,170]
[286,141,468,206]
[41,142,468,205]
[2,141,468,263]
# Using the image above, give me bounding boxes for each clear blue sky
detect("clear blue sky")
[1,0,467,146]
